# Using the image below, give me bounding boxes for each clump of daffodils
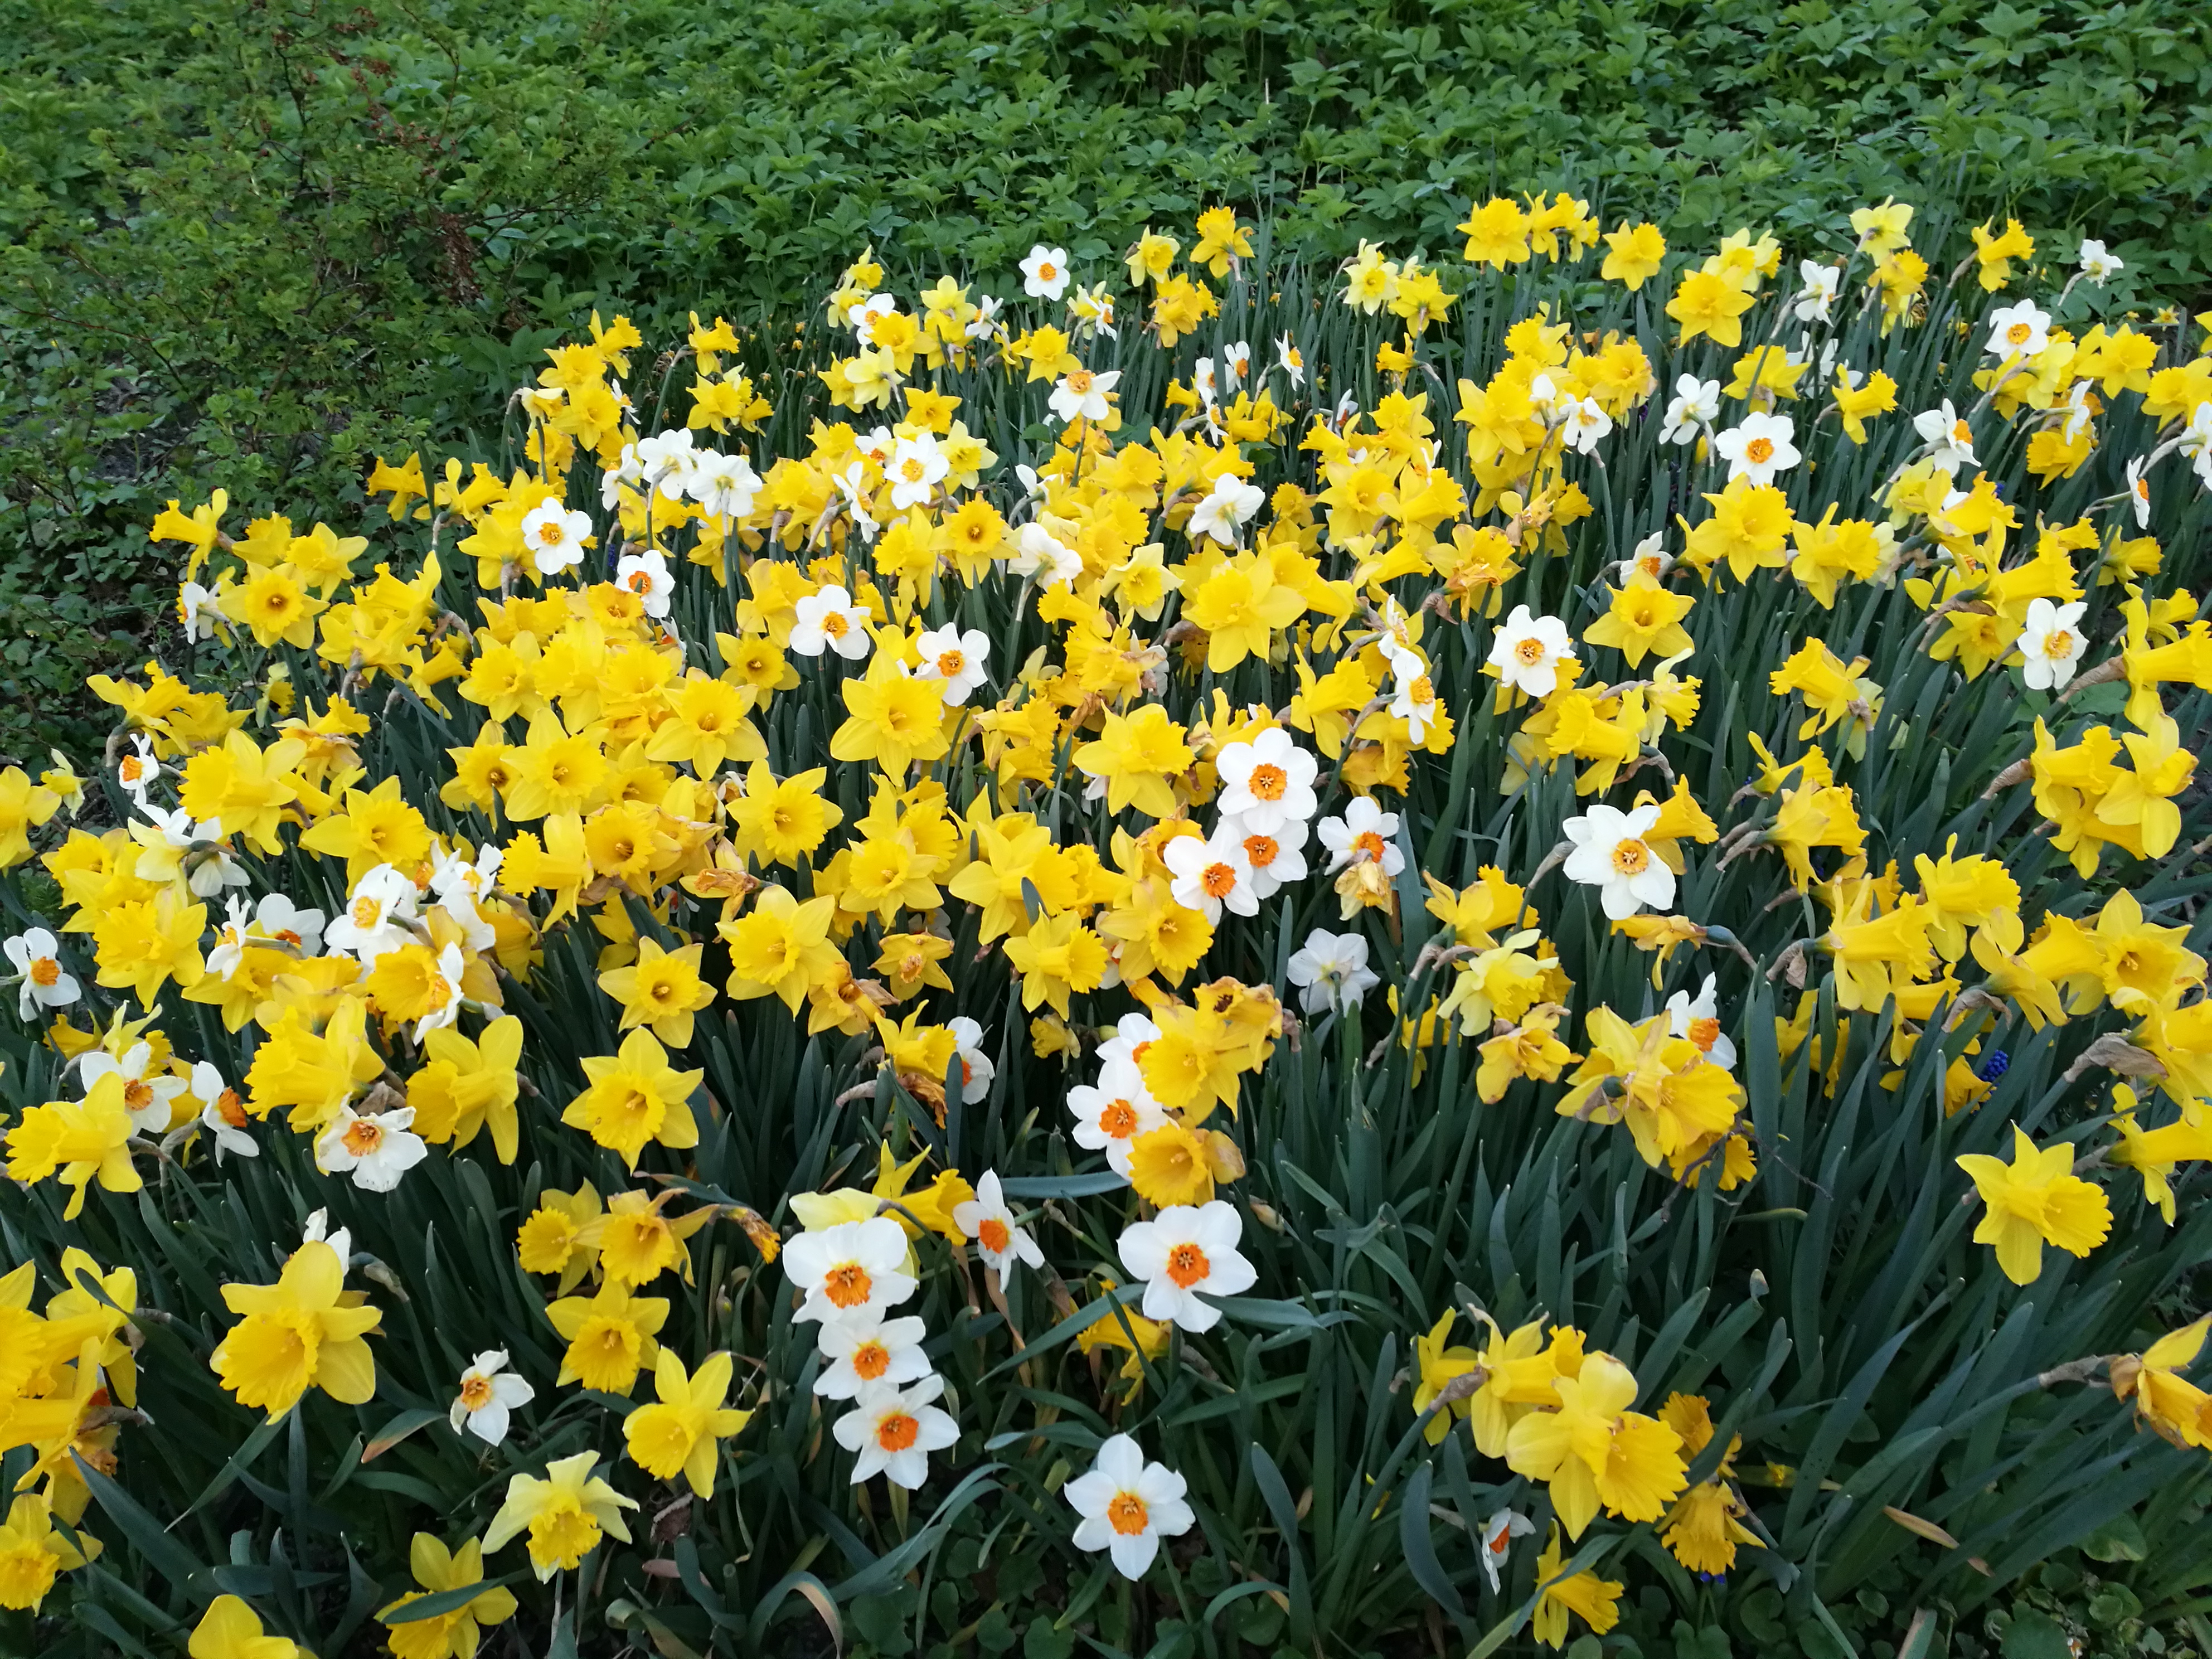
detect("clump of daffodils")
[2,194,2209,1645]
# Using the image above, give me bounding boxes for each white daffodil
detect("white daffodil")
[1985,300,2051,361]
[521,502,594,575]
[812,1310,931,1400]
[1317,797,1404,876]
[323,864,421,964]
[1214,727,1318,835]
[2017,598,2089,691]
[451,1351,535,1446]
[4,927,78,1022]
[1048,366,1120,425]
[614,547,674,619]
[1487,605,1575,697]
[1712,412,1801,487]
[835,1375,958,1488]
[1235,816,1309,902]
[913,625,991,705]
[1163,827,1258,924]
[1913,400,1978,472]
[1069,1073,1171,1177]
[886,434,950,510]
[785,1217,917,1323]
[81,1042,187,1135]
[1286,929,1380,1016]
[1660,375,1719,445]
[951,1171,1046,1287]
[1117,1201,1257,1333]
[1065,1434,1196,1580]
[790,584,874,661]
[1665,973,1738,1070]
[1185,473,1265,546]
[947,1015,996,1104]
[1020,244,1071,300]
[316,1100,429,1192]
[1561,802,1675,920]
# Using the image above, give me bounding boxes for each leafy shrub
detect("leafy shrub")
[3,200,2212,1659]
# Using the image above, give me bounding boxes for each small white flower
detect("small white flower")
[1712,412,1801,487]
[2017,598,2089,692]
[1047,367,1120,425]
[450,1350,535,1446]
[429,844,500,953]
[790,584,874,661]
[2179,402,2212,490]
[323,864,421,964]
[521,502,594,575]
[887,434,950,510]
[785,1217,917,1323]
[2061,380,2097,444]
[1065,1434,1196,1580]
[1214,727,1318,836]
[952,1171,1045,1287]
[1275,333,1305,388]
[812,1311,931,1400]
[1660,375,1720,445]
[115,734,160,804]
[832,463,879,543]
[688,449,761,521]
[1163,827,1258,924]
[913,625,991,705]
[81,1042,187,1134]
[315,1100,429,1192]
[966,293,1004,341]
[413,941,468,1041]
[1561,803,1675,920]
[1095,1012,1161,1076]
[600,442,645,510]
[850,294,897,345]
[1008,521,1081,588]
[2125,455,2152,528]
[1478,1509,1535,1593]
[1117,1200,1258,1333]
[1913,400,1978,472]
[192,1063,258,1162]
[1235,816,1309,901]
[1616,532,1671,585]
[947,1015,996,1104]
[1559,396,1612,455]
[835,1375,958,1488]
[1221,339,1252,387]
[1792,261,1840,323]
[635,429,698,501]
[179,580,226,642]
[1317,796,1404,877]
[1986,300,2051,361]
[1386,647,1441,743]
[1665,973,1738,1070]
[1191,357,1221,409]
[614,547,674,619]
[4,927,78,1021]
[1069,1072,1171,1177]
[2078,239,2123,285]
[1487,605,1576,698]
[1021,244,1072,300]
[1185,473,1266,546]
[1285,929,1379,1016]
[302,1208,352,1268]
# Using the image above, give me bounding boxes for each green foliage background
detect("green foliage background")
[3,0,2211,759]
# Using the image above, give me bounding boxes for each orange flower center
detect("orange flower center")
[1166,1241,1210,1288]
[1066,368,1093,392]
[540,521,566,545]
[1409,675,1434,706]
[825,1263,874,1308]
[123,1079,154,1110]
[1100,1098,1139,1138]
[1744,436,1774,464]
[1242,834,1279,867]
[2007,322,2032,345]
[120,758,147,783]
[1248,763,1287,801]
[459,1372,496,1410]
[1952,419,1972,443]
[2043,629,2075,659]
[937,650,967,677]
[342,1118,386,1157]
[1108,1492,1149,1535]
[822,612,850,638]
[1201,862,1238,899]
[1131,1040,1153,1065]
[1610,838,1652,876]
[977,1217,1011,1254]
[626,571,651,593]
[875,1411,919,1452]
[217,1089,249,1128]
[1352,830,1386,862]
[852,1341,891,1381]
[1514,637,1546,665]
[1687,1015,1721,1052]
[28,956,59,987]
[1039,262,1059,282]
